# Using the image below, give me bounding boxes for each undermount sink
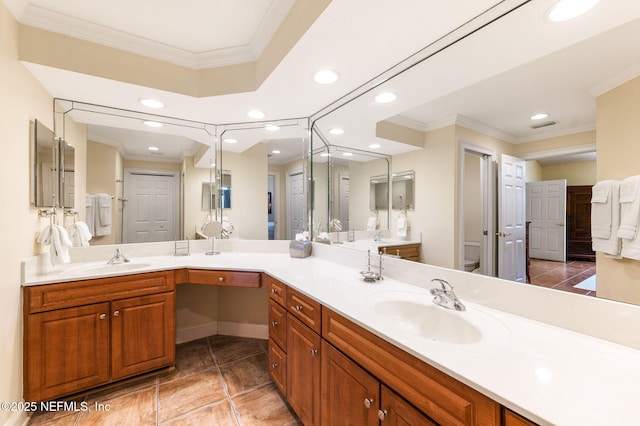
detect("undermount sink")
[367,291,509,345]
[67,262,154,276]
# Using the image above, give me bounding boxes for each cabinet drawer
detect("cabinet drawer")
[266,275,287,306]
[269,339,287,394]
[25,271,175,313]
[322,307,500,426]
[269,300,287,350]
[187,269,260,287]
[287,287,322,334]
[503,408,538,426]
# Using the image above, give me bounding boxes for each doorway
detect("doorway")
[526,179,567,262]
[458,142,496,277]
[267,173,278,240]
[123,169,179,243]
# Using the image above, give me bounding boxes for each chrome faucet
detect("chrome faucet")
[374,231,383,242]
[107,248,130,265]
[430,278,465,311]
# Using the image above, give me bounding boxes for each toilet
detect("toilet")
[464,242,480,273]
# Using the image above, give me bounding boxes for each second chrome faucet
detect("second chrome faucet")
[430,278,466,311]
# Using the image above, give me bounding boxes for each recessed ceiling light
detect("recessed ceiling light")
[531,113,550,120]
[265,124,280,131]
[248,110,266,119]
[138,98,164,109]
[329,128,344,135]
[368,143,381,149]
[313,69,339,84]
[272,150,281,154]
[143,120,163,128]
[321,152,331,157]
[148,146,159,151]
[343,152,353,157]
[223,138,238,144]
[547,0,598,22]
[374,92,397,103]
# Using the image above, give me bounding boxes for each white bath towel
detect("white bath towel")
[366,216,377,231]
[66,221,92,247]
[94,193,112,236]
[591,180,621,256]
[396,213,407,238]
[616,175,640,240]
[85,194,96,235]
[37,225,73,266]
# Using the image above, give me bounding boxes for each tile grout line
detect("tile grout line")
[207,337,243,426]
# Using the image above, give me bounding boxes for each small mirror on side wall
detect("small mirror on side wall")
[59,140,75,209]
[32,119,58,208]
[392,170,415,210]
[370,175,389,210]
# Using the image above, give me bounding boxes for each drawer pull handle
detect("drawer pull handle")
[310,348,318,356]
[295,305,303,312]
[113,310,120,317]
[364,398,374,409]
[378,409,388,421]
[218,277,224,282]
[271,321,278,327]
[99,313,106,320]
[271,288,277,294]
[271,363,278,369]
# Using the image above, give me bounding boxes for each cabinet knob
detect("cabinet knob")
[271,321,278,327]
[271,363,278,369]
[295,305,303,312]
[218,277,225,282]
[113,310,120,317]
[310,348,318,356]
[396,249,400,257]
[99,313,106,320]
[364,398,374,409]
[378,409,388,421]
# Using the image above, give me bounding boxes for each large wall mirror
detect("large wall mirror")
[305,1,639,303]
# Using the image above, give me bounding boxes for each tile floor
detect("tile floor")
[28,335,300,426]
[528,258,596,297]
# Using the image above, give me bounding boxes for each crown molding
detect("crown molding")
[589,64,640,98]
[513,123,596,144]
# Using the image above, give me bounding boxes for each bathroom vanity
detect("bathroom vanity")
[21,240,640,425]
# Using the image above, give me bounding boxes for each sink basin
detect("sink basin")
[368,291,509,345]
[67,262,154,276]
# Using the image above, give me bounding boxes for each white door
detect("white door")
[124,171,177,243]
[527,180,566,261]
[287,170,305,240]
[498,154,526,282]
[339,174,350,231]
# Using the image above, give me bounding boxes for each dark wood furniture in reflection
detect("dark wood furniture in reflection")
[567,186,595,261]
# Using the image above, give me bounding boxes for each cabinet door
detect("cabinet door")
[321,340,379,426]
[24,303,110,401]
[269,299,287,349]
[287,315,321,426]
[380,385,437,426]
[269,339,287,394]
[111,292,175,380]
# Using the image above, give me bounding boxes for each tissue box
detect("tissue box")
[289,240,312,258]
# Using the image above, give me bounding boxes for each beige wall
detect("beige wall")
[0,3,84,422]
[541,160,596,186]
[595,76,640,305]
[86,140,122,244]
[464,152,482,243]
[525,160,542,182]
[348,158,390,233]
[514,130,596,156]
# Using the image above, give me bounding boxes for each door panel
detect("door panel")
[526,180,566,261]
[498,155,526,282]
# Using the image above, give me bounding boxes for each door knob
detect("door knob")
[557,222,565,227]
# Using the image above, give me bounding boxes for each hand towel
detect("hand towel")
[367,216,377,231]
[85,194,96,235]
[396,214,407,238]
[96,193,112,225]
[616,175,640,240]
[591,181,621,256]
[66,221,92,247]
[591,181,613,239]
[37,225,72,266]
[94,193,112,236]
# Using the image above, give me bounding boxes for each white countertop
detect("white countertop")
[22,243,640,425]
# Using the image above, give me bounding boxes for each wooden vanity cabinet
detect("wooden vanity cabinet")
[503,408,539,426]
[24,271,175,402]
[377,243,421,261]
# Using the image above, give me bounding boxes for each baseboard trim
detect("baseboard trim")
[176,321,268,344]
[5,410,29,426]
